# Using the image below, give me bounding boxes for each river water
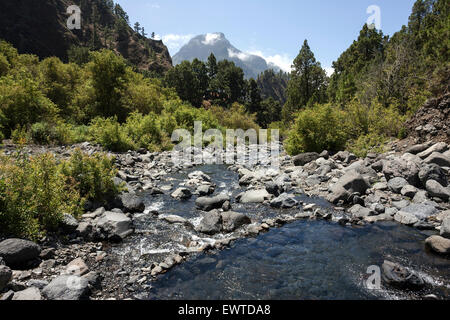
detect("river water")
[114,164,450,300]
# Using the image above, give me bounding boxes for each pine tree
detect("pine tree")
[134,22,141,34]
[283,40,327,121]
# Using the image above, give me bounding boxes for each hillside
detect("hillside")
[173,32,279,79]
[0,0,172,74]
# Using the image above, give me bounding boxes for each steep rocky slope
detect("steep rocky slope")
[0,0,172,74]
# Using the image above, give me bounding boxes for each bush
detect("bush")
[89,117,135,152]
[11,125,30,145]
[285,104,349,155]
[60,149,124,203]
[347,133,388,158]
[30,122,52,144]
[0,152,83,240]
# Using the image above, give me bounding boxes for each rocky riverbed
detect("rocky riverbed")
[0,139,449,300]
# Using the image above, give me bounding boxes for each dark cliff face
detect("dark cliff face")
[0,0,172,74]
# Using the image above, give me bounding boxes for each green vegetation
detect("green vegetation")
[284,0,448,156]
[0,149,122,240]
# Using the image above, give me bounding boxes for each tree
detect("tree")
[212,60,246,107]
[245,78,262,115]
[134,22,141,34]
[141,27,147,38]
[283,40,328,121]
[207,53,218,79]
[114,4,129,24]
[164,59,208,107]
[151,32,156,39]
[89,50,130,121]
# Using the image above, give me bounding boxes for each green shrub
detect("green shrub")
[0,152,83,240]
[11,125,30,145]
[30,122,52,145]
[89,117,135,152]
[347,133,388,158]
[60,149,125,203]
[285,104,349,155]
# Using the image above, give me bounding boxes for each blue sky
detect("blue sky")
[116,0,417,73]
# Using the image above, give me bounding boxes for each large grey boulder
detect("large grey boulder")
[95,211,133,241]
[394,211,419,225]
[348,204,374,219]
[0,265,12,291]
[196,184,215,196]
[440,217,450,239]
[0,239,41,269]
[195,210,222,235]
[426,180,450,200]
[196,194,230,211]
[221,212,251,232]
[118,193,145,213]
[171,188,192,200]
[328,170,370,204]
[417,142,448,159]
[383,159,420,187]
[418,164,447,187]
[42,275,89,300]
[293,152,320,166]
[381,260,425,290]
[425,236,450,255]
[424,152,450,168]
[395,203,438,225]
[270,193,298,209]
[188,171,211,182]
[405,143,431,155]
[388,177,409,194]
[238,189,271,204]
[12,287,42,300]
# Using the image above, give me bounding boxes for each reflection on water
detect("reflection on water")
[148,221,450,300]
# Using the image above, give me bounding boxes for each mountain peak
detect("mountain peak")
[173,32,279,79]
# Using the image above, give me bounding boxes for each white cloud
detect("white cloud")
[227,48,251,61]
[202,33,222,45]
[248,50,293,73]
[325,67,335,77]
[155,34,194,55]
[150,3,160,9]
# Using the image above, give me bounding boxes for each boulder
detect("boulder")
[328,170,370,204]
[195,210,222,235]
[0,239,41,269]
[381,260,425,290]
[418,164,448,187]
[387,177,409,194]
[161,215,189,225]
[238,189,271,204]
[417,142,448,159]
[383,159,420,187]
[59,213,79,233]
[196,184,215,196]
[95,211,133,241]
[221,212,251,232]
[293,152,320,166]
[188,171,211,182]
[440,217,450,239]
[348,204,373,219]
[425,236,450,255]
[405,143,431,155]
[0,265,12,291]
[400,185,418,198]
[42,275,89,300]
[394,211,419,226]
[171,188,192,200]
[65,258,89,276]
[196,194,230,211]
[426,180,450,200]
[401,203,438,220]
[270,193,298,209]
[12,287,42,300]
[118,193,145,213]
[424,152,450,167]
[265,181,283,196]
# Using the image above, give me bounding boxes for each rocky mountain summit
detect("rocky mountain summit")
[173,32,279,79]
